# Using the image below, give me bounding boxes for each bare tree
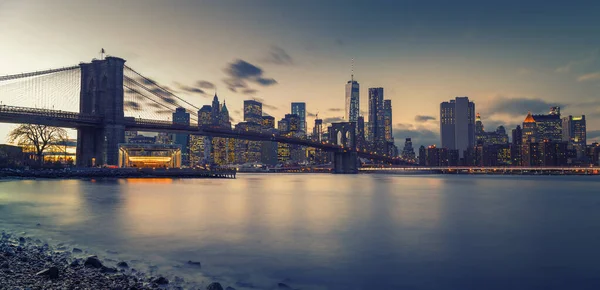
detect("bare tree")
[8,124,68,165]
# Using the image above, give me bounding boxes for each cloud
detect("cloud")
[177,83,207,96]
[307,111,317,117]
[392,123,440,149]
[233,110,241,116]
[577,72,600,82]
[263,103,278,110]
[243,88,258,95]
[155,109,173,115]
[484,96,565,116]
[261,46,293,65]
[223,78,247,92]
[555,50,598,73]
[328,108,343,112]
[252,97,265,103]
[139,77,156,86]
[255,77,277,85]
[414,115,436,122]
[195,80,215,89]
[323,117,344,124]
[124,101,141,111]
[588,130,600,139]
[222,59,277,92]
[147,103,162,109]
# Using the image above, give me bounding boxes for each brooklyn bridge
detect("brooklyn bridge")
[0,55,405,173]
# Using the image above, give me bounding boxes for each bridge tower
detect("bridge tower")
[329,122,358,174]
[76,57,126,166]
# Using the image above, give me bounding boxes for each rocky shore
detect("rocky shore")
[0,232,236,290]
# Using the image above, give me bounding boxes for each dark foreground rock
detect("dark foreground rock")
[207,282,224,290]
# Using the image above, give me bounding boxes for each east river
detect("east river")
[1,174,600,289]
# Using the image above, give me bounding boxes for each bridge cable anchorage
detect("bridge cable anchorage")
[123,65,199,110]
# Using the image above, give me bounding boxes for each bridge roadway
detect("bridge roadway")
[361,166,600,173]
[0,105,400,163]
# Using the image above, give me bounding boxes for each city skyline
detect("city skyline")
[1,0,600,149]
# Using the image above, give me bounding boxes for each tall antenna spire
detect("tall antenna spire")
[351,58,354,82]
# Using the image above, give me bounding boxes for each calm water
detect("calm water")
[1,174,600,289]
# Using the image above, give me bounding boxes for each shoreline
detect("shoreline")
[0,231,232,290]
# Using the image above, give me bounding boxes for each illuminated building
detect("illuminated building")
[198,105,212,125]
[562,115,586,160]
[20,139,78,165]
[384,99,393,141]
[125,131,138,143]
[291,102,307,133]
[511,125,522,165]
[540,140,568,166]
[522,112,537,143]
[368,87,386,154]
[533,108,562,141]
[173,107,190,166]
[356,116,366,150]
[189,135,206,166]
[402,138,416,162]
[244,100,263,124]
[156,132,171,144]
[440,97,475,157]
[587,143,600,165]
[118,143,181,168]
[277,141,290,163]
[475,113,485,144]
[262,115,275,129]
[285,114,300,132]
[235,122,262,164]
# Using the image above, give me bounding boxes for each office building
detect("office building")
[262,115,275,129]
[533,107,562,141]
[244,100,263,124]
[511,125,522,166]
[345,78,360,123]
[291,102,307,133]
[368,87,386,153]
[563,115,587,159]
[402,138,416,162]
[440,97,475,157]
[172,107,190,166]
[313,118,323,141]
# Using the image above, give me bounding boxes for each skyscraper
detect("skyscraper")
[356,116,366,150]
[522,112,537,143]
[402,138,416,162]
[211,94,220,125]
[533,107,562,141]
[440,97,475,157]
[383,100,393,141]
[563,115,587,159]
[173,107,190,166]
[291,102,307,133]
[368,87,386,153]
[244,100,263,124]
[345,79,360,122]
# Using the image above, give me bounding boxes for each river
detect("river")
[1,174,600,289]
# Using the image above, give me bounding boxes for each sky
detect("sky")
[1,0,600,149]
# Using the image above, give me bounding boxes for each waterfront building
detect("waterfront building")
[173,107,190,166]
[440,97,475,157]
[125,131,138,143]
[235,122,262,164]
[291,102,307,133]
[418,145,426,166]
[562,115,586,160]
[511,125,523,166]
[368,87,386,154]
[118,143,181,168]
[356,116,366,150]
[402,138,416,162]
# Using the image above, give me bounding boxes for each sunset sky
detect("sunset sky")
[1,0,600,148]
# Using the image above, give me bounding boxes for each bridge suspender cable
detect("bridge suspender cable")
[0,66,80,82]
[123,65,199,110]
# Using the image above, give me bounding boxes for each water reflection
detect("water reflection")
[2,175,600,290]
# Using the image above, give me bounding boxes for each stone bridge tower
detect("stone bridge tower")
[76,57,126,166]
[329,122,358,174]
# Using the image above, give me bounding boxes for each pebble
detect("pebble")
[84,256,103,268]
[187,260,201,267]
[36,266,59,279]
[117,261,129,268]
[153,276,169,285]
